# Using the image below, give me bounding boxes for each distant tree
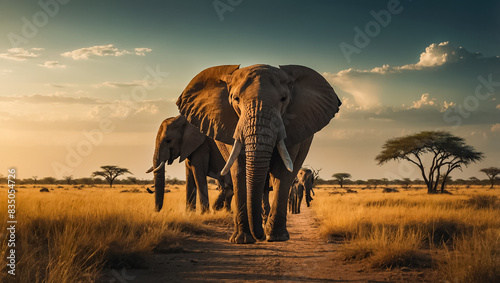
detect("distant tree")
[127,176,139,184]
[480,167,500,189]
[332,173,351,188]
[310,167,322,185]
[63,175,73,185]
[367,179,382,189]
[92,165,131,188]
[78,177,94,186]
[41,177,57,184]
[376,131,483,194]
[402,178,412,189]
[32,176,38,185]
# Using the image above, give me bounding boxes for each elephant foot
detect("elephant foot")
[229,231,256,244]
[266,230,290,242]
[265,223,290,242]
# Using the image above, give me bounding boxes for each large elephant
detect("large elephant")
[289,168,315,214]
[147,115,233,212]
[177,64,340,243]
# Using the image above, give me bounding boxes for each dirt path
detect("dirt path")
[104,205,436,282]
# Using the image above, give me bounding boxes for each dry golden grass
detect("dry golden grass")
[313,186,500,281]
[0,184,231,283]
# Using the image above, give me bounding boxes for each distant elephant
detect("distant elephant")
[146,115,233,212]
[289,168,315,214]
[288,179,302,214]
[177,64,341,243]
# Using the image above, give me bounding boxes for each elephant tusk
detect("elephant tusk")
[145,166,154,173]
[277,139,293,172]
[221,140,243,176]
[152,161,165,173]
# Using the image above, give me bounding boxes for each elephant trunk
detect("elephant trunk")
[243,103,277,240]
[152,134,168,212]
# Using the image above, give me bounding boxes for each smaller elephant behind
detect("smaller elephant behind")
[289,168,315,214]
[147,115,232,212]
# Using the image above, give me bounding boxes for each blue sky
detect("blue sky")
[1,0,499,181]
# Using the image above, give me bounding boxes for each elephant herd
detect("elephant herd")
[146,64,341,244]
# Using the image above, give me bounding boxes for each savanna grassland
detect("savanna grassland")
[1,183,499,283]
[314,185,500,283]
[0,184,231,283]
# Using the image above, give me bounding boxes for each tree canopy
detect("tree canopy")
[376,131,483,194]
[92,165,131,187]
[332,173,351,188]
[480,167,500,188]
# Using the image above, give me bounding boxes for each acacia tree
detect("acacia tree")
[376,131,483,194]
[480,167,500,188]
[32,176,38,185]
[332,173,351,188]
[92,165,131,188]
[63,175,73,185]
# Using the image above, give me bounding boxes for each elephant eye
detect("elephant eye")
[166,139,172,143]
[280,96,287,102]
[234,96,240,103]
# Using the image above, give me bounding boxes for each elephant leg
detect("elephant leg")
[262,188,270,225]
[266,137,312,241]
[185,166,196,211]
[224,191,233,211]
[192,169,209,214]
[298,194,303,213]
[229,151,255,244]
[213,182,226,211]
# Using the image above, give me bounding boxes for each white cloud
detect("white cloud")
[410,93,436,109]
[400,42,479,70]
[45,83,77,88]
[329,42,482,77]
[0,94,103,105]
[1,70,13,75]
[491,124,500,132]
[95,80,150,88]
[0,48,43,61]
[323,72,380,109]
[38,61,66,69]
[134,48,152,56]
[61,44,152,60]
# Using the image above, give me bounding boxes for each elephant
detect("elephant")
[176,64,341,243]
[289,168,315,214]
[213,172,272,224]
[288,179,303,214]
[146,115,233,213]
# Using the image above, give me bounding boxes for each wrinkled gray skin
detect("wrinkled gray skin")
[177,64,341,243]
[149,115,232,212]
[289,168,314,214]
[214,173,272,221]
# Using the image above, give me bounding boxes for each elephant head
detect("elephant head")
[297,168,314,189]
[147,115,205,211]
[177,64,340,238]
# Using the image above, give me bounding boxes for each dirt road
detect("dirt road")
[107,205,435,282]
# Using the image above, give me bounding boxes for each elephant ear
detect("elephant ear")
[177,65,240,145]
[279,65,341,145]
[179,118,206,162]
